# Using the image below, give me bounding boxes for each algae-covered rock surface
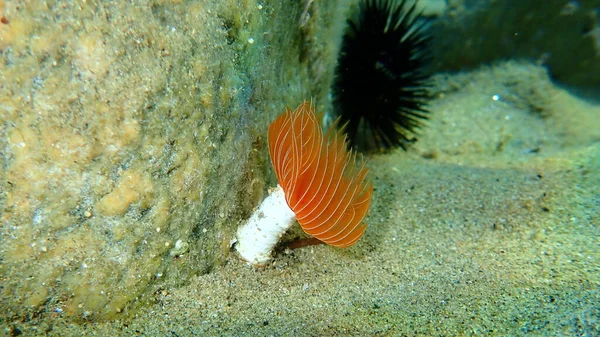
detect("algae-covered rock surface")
[0,0,349,322]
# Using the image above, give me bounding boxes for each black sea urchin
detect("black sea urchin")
[332,0,431,152]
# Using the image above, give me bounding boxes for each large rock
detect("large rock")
[0,0,348,320]
[431,0,600,87]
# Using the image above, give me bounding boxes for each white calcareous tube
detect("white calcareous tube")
[234,185,296,266]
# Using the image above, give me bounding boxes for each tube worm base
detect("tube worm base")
[234,185,296,266]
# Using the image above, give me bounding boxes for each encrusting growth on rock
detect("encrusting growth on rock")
[234,102,373,266]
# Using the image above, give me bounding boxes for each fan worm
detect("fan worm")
[234,102,373,266]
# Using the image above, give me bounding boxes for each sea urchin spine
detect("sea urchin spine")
[234,102,373,266]
[332,0,431,152]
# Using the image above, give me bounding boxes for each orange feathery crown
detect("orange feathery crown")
[268,101,373,247]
